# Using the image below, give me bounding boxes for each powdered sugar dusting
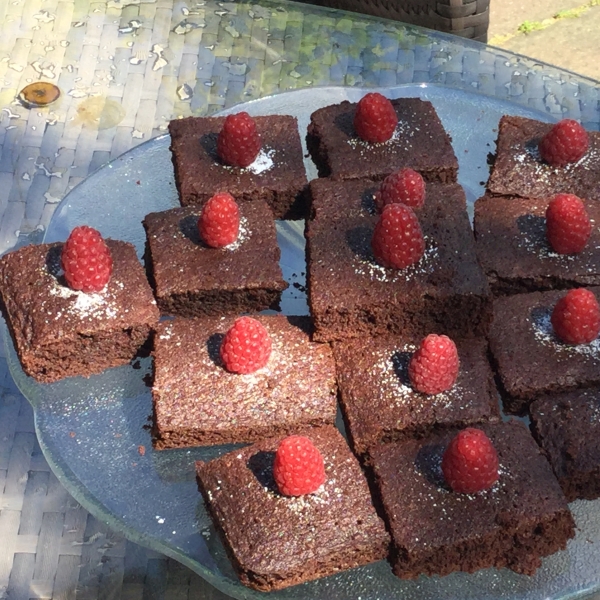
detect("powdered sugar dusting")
[219,148,275,175]
[511,143,600,185]
[49,282,118,320]
[224,216,250,251]
[531,308,600,358]
[347,120,416,151]
[371,345,465,410]
[246,148,274,174]
[411,446,506,508]
[353,236,438,283]
[517,211,587,261]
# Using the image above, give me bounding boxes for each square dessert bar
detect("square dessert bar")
[488,287,600,415]
[196,425,390,591]
[0,240,159,383]
[306,97,458,182]
[143,203,287,318]
[487,115,600,202]
[530,389,600,502]
[333,335,500,458]
[474,193,600,295]
[369,420,575,579]
[152,315,337,449]
[169,115,308,219]
[305,178,491,342]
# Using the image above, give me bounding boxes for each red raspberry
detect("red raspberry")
[61,226,113,293]
[546,193,592,254]
[371,203,425,269]
[551,288,600,345]
[353,93,398,143]
[441,428,499,494]
[217,112,261,168]
[376,168,426,211]
[408,334,460,395]
[539,119,589,167]
[198,192,240,248]
[273,435,326,496]
[220,317,272,374]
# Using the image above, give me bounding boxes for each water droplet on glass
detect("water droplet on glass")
[18,82,61,108]
[173,20,200,34]
[2,107,22,119]
[68,89,88,98]
[44,192,62,203]
[75,96,126,129]
[119,19,141,34]
[153,57,168,71]
[224,25,239,38]
[34,10,55,23]
[177,83,193,101]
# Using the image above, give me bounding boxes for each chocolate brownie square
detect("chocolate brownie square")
[143,203,287,318]
[487,115,600,201]
[152,315,337,449]
[488,287,600,415]
[530,389,600,502]
[333,335,500,457]
[306,97,458,182]
[0,240,159,383]
[369,420,575,579]
[196,425,390,591]
[305,178,491,342]
[169,115,308,219]
[474,193,600,295]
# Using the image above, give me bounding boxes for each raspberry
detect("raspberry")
[376,168,426,212]
[353,93,398,143]
[273,435,326,496]
[551,288,600,345]
[217,112,261,168]
[546,193,592,254]
[441,428,499,494]
[198,192,240,248]
[408,334,460,395]
[61,226,113,293]
[539,119,589,167]
[371,203,425,269]
[220,317,272,374]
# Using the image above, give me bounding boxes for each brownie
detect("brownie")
[487,115,600,201]
[333,335,500,457]
[0,240,159,383]
[169,115,308,219]
[305,178,491,342]
[196,425,390,591]
[530,389,600,502]
[306,97,458,183]
[143,203,287,318]
[152,315,337,449]
[369,420,575,579]
[474,193,600,295]
[488,287,600,415]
